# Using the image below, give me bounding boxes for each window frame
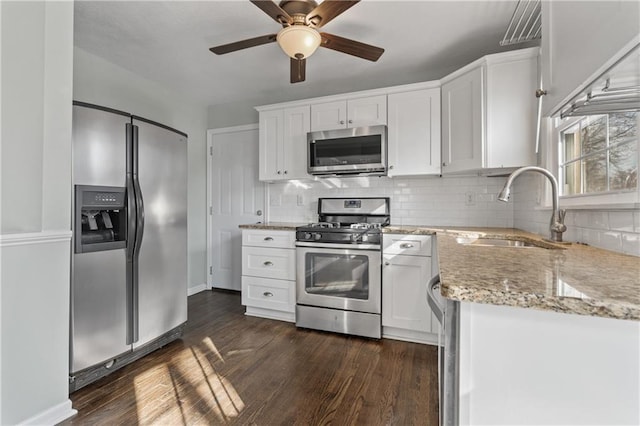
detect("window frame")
[550,113,640,209]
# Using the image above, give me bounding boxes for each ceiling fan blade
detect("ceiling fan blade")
[250,0,292,25]
[291,57,306,83]
[209,34,277,55]
[307,1,359,28]
[320,32,384,62]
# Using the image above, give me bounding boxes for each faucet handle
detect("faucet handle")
[558,209,567,224]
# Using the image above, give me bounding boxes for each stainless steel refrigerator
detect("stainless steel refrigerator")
[70,101,187,391]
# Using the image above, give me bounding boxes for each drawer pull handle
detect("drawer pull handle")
[400,243,414,249]
[264,237,274,241]
[263,261,273,267]
[263,292,274,297]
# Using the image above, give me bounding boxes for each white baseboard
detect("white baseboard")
[20,399,76,425]
[382,326,440,346]
[187,283,207,296]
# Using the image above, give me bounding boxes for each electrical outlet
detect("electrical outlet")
[269,194,281,207]
[297,194,304,206]
[465,192,476,206]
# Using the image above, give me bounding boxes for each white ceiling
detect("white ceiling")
[74,0,538,108]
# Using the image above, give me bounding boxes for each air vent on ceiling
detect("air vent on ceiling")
[499,0,541,46]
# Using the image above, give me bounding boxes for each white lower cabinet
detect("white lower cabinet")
[382,234,438,344]
[241,229,296,322]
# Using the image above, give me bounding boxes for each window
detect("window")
[557,112,638,203]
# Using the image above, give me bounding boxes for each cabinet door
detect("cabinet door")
[282,105,310,179]
[441,66,484,173]
[485,56,537,168]
[311,100,347,131]
[347,95,387,127]
[259,109,284,180]
[387,89,441,176]
[382,254,432,332]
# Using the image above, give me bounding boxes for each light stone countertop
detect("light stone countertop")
[387,226,640,321]
[238,222,304,231]
[241,223,640,321]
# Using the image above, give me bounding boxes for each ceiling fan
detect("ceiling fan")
[209,0,384,84]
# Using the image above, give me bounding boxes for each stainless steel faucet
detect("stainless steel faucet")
[497,166,567,242]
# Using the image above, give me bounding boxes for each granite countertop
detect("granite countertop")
[238,222,304,231]
[388,226,639,321]
[240,223,640,321]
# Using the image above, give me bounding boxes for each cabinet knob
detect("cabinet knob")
[263,236,273,241]
[348,120,353,124]
[263,291,274,297]
[384,262,390,266]
[263,261,273,267]
[400,243,414,249]
[284,170,288,174]
[340,120,345,125]
[442,162,446,167]
[389,165,394,170]
[277,170,281,174]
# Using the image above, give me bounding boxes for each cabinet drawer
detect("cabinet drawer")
[241,276,295,313]
[242,229,295,248]
[242,246,295,280]
[383,234,432,256]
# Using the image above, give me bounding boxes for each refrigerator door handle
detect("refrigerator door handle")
[131,125,145,344]
[125,123,138,344]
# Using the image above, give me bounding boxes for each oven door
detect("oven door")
[296,242,381,314]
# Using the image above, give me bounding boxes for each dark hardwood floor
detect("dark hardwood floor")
[61,290,439,425]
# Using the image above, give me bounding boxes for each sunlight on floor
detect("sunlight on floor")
[133,339,245,424]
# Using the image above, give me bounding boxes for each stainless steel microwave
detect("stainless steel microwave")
[307,125,387,176]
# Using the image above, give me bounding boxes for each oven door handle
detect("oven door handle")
[295,241,381,251]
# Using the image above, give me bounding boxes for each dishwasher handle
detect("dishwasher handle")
[427,274,443,324]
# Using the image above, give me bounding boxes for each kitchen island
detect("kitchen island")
[387,225,640,425]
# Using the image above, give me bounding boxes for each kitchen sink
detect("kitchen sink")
[455,236,546,248]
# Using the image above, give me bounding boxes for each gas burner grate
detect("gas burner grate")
[307,222,341,229]
[350,223,382,230]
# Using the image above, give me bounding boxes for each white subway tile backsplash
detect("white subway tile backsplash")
[622,233,640,256]
[608,211,635,232]
[599,231,623,253]
[267,174,639,256]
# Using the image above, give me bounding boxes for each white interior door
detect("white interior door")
[208,125,264,290]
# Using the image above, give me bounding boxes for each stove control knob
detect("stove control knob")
[304,233,312,240]
[314,233,322,240]
[362,235,369,242]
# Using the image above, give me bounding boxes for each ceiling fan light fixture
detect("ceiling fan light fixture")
[276,25,321,59]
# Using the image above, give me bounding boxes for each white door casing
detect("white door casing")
[207,124,265,291]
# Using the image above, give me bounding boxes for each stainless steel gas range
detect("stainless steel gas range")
[295,197,390,339]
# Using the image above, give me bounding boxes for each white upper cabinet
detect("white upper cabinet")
[310,95,387,131]
[258,106,310,181]
[441,47,538,174]
[388,87,441,176]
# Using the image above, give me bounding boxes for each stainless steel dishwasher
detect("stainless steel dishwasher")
[427,275,460,426]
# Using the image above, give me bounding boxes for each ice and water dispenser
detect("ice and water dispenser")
[75,185,127,253]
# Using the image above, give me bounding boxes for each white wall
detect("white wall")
[541,0,640,115]
[267,175,514,228]
[1,1,76,424]
[73,47,209,291]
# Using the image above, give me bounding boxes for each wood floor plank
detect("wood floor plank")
[60,290,439,425]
